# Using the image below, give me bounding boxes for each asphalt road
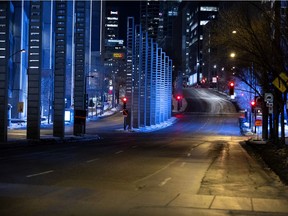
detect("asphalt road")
[1,88,288,216]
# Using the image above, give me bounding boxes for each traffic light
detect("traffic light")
[122,97,127,109]
[229,82,234,95]
[176,95,182,111]
[251,100,256,113]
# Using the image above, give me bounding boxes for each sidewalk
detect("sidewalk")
[128,193,288,215]
[2,107,121,146]
[3,105,179,146]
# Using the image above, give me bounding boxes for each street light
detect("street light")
[230,52,236,58]
[9,49,26,58]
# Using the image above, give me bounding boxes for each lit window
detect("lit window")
[200,6,218,12]
[200,20,209,25]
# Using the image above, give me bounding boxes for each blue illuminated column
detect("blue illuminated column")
[133,25,141,128]
[73,1,87,135]
[155,46,162,125]
[145,36,152,126]
[126,17,173,129]
[27,1,43,140]
[126,17,134,128]
[53,1,67,138]
[168,59,173,119]
[149,40,157,126]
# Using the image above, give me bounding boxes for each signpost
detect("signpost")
[123,109,129,130]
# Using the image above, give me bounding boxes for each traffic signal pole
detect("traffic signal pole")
[122,97,128,130]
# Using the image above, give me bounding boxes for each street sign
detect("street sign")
[269,106,273,114]
[264,93,273,103]
[273,72,288,93]
[255,119,262,126]
[123,109,128,117]
[272,77,286,93]
[279,72,288,83]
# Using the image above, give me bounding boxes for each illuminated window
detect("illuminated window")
[200,6,218,11]
[200,20,209,25]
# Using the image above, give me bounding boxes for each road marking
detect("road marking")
[180,162,186,167]
[187,153,191,157]
[86,158,99,163]
[159,177,172,186]
[134,159,178,184]
[26,170,54,178]
[115,150,123,154]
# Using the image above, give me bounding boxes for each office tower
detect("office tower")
[181,1,219,85]
[103,6,125,107]
[140,0,160,41]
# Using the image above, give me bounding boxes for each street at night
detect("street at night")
[1,88,288,215]
[1,1,288,215]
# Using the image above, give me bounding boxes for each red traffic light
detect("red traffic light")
[228,82,235,95]
[123,97,127,102]
[251,101,256,106]
[176,95,182,100]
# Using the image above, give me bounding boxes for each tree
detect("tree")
[210,1,288,144]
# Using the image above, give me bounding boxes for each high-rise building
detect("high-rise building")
[140,1,161,41]
[104,7,123,67]
[103,6,126,106]
[181,1,219,85]
[140,0,181,86]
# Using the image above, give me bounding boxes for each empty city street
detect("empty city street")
[1,88,288,216]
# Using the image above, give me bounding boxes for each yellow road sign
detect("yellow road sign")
[279,72,288,83]
[273,77,286,93]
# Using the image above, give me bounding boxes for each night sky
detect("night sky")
[106,1,140,40]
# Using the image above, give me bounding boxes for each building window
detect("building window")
[200,20,209,26]
[200,6,218,12]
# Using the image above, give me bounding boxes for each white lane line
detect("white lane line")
[115,150,123,154]
[86,158,99,163]
[133,159,178,184]
[26,170,54,178]
[159,177,172,186]
[180,162,186,167]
